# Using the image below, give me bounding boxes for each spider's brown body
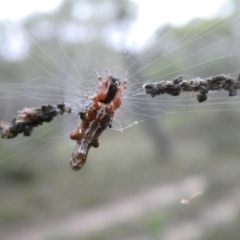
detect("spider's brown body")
[70,70,127,170]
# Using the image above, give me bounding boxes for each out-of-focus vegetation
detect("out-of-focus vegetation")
[1,0,240,239]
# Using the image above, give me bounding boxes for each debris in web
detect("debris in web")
[0,103,72,139]
[142,74,240,102]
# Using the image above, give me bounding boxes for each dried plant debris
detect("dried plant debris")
[143,74,240,102]
[0,103,71,139]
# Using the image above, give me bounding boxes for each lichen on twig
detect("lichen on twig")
[0,103,71,139]
[142,74,240,102]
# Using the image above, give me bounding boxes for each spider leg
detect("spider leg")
[93,69,103,85]
[105,69,112,77]
[91,69,103,101]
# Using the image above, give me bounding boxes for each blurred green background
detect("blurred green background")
[1,0,240,239]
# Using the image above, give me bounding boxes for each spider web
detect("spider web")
[0,0,240,174]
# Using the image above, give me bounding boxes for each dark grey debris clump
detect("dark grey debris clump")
[0,103,71,139]
[143,74,240,103]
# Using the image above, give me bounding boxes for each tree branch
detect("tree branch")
[0,103,71,139]
[142,74,240,102]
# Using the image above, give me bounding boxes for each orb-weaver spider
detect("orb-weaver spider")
[0,70,127,171]
[69,70,127,170]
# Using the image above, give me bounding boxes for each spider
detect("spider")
[0,70,127,171]
[69,70,127,170]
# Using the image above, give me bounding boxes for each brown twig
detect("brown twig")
[142,74,240,102]
[0,103,71,139]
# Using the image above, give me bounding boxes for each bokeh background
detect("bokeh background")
[1,0,240,239]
